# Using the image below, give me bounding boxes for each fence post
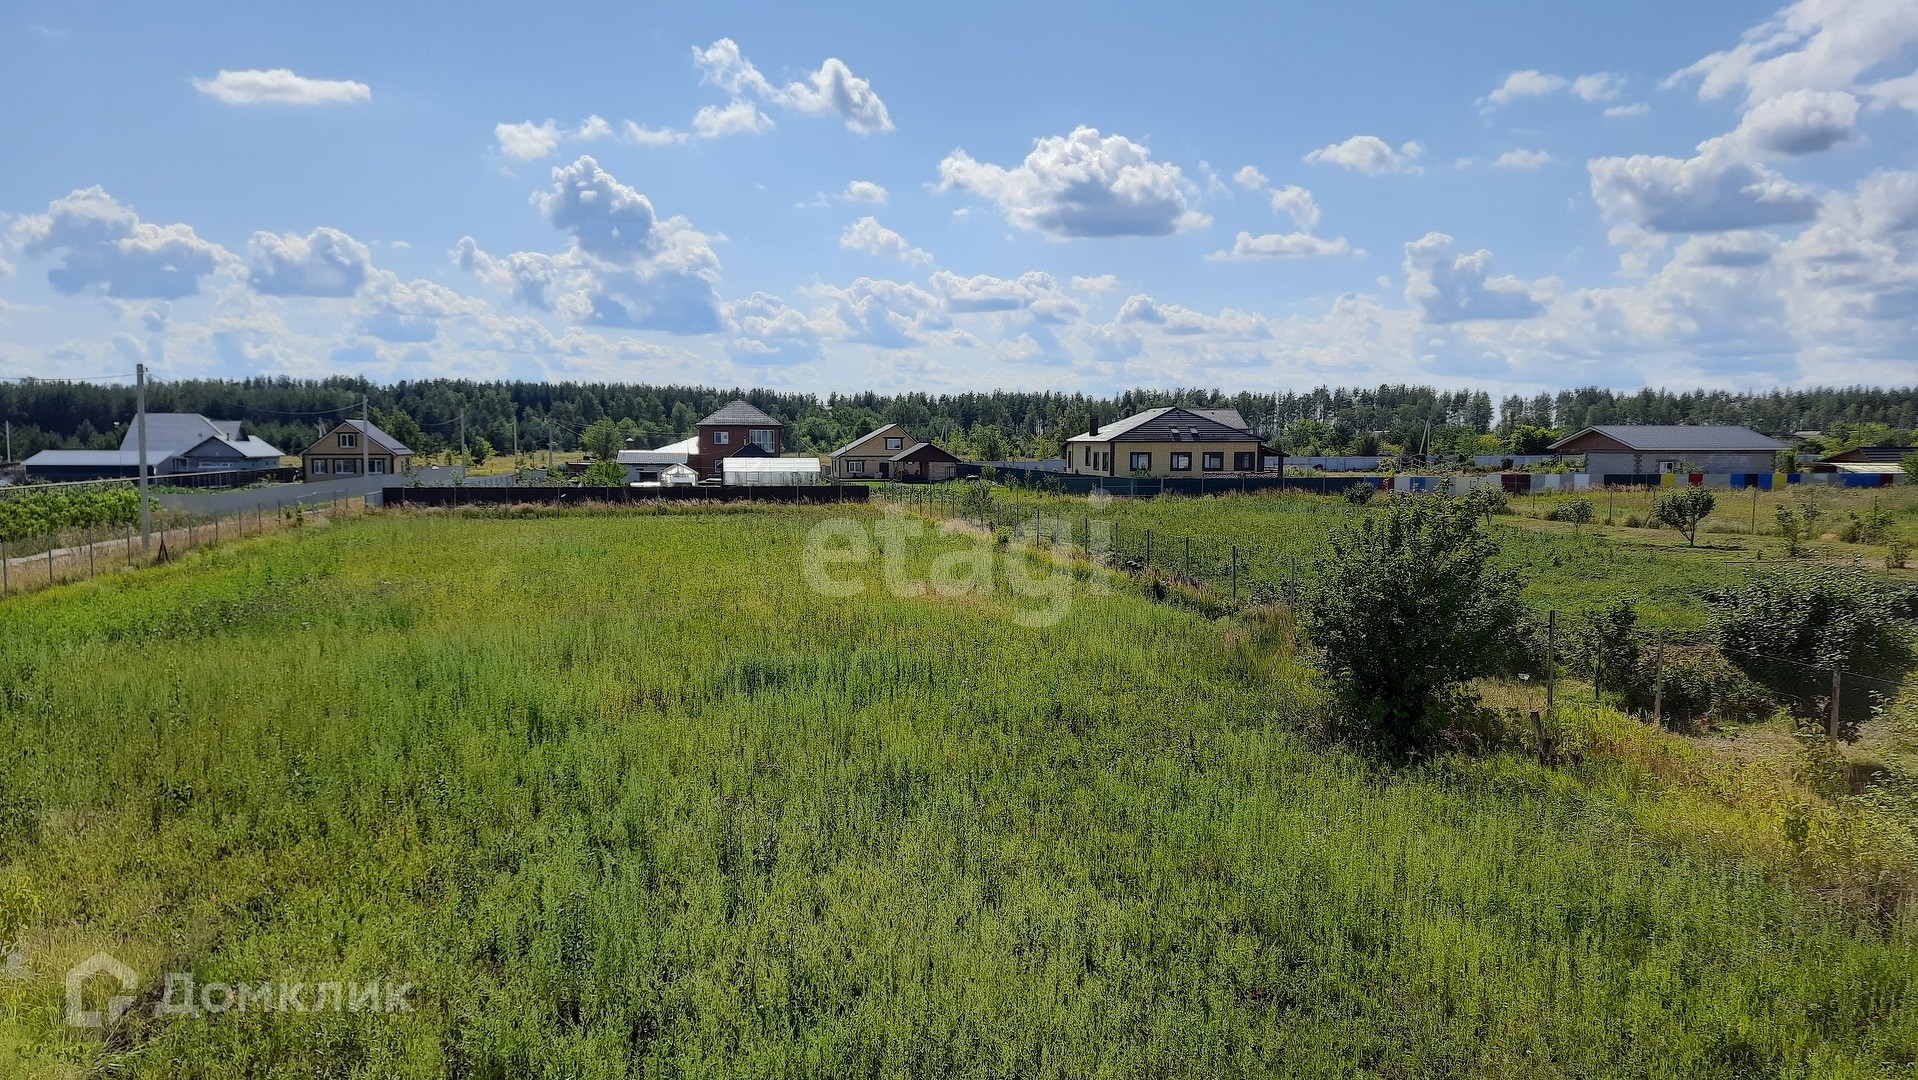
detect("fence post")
[48,537,55,584]
[1545,610,1556,720]
[1231,546,1238,602]
[1830,666,1841,740]
[2,539,7,594]
[1145,529,1152,568]
[1651,630,1665,726]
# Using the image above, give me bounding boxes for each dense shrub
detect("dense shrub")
[1341,481,1376,505]
[1709,565,1916,727]
[0,486,144,542]
[1302,493,1528,747]
[580,459,626,487]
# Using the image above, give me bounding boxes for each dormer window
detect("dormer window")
[338,432,358,448]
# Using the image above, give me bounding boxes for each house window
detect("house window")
[1234,452,1255,471]
[712,431,731,446]
[338,432,357,448]
[1130,452,1151,471]
[1084,446,1093,466]
[749,429,776,451]
[885,437,903,450]
[1202,452,1223,471]
[311,458,328,474]
[336,459,356,474]
[847,459,866,475]
[1170,452,1192,472]
[369,458,386,474]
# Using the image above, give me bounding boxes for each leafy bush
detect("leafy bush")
[0,486,144,542]
[1653,487,1716,546]
[1301,493,1527,746]
[1710,565,1916,727]
[1837,500,1893,544]
[581,459,626,487]
[1547,497,1594,529]
[1341,481,1375,505]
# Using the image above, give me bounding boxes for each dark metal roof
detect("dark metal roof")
[1819,445,1915,464]
[1067,406,1262,444]
[697,400,781,427]
[1191,408,1250,432]
[888,441,961,463]
[1550,424,1785,453]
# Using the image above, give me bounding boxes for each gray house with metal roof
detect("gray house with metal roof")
[1549,425,1786,476]
[24,413,284,481]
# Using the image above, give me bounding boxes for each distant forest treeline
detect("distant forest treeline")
[1,378,1914,462]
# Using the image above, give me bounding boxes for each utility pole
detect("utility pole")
[547,418,554,471]
[361,396,370,479]
[459,411,467,472]
[4,420,9,464]
[137,363,151,551]
[512,416,519,461]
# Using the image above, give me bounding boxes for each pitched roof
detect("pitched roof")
[182,434,284,460]
[1067,406,1262,444]
[697,400,781,427]
[830,423,907,458]
[25,449,159,467]
[1820,445,1915,464]
[889,441,962,463]
[1549,424,1786,453]
[313,418,414,456]
[1191,408,1251,432]
[118,413,232,454]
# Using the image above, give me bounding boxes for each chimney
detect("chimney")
[1089,418,1100,436]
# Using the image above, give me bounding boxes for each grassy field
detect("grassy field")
[1,504,1916,1077]
[964,481,1918,628]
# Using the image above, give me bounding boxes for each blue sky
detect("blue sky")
[2,0,1915,396]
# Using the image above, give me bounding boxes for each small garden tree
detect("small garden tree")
[1557,497,1594,531]
[1341,481,1376,505]
[1652,487,1716,546]
[1301,493,1528,747]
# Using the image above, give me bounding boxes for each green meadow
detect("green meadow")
[0,503,1914,1077]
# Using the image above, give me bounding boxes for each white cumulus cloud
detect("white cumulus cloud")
[247,227,371,296]
[1493,149,1553,169]
[1268,185,1320,229]
[1233,165,1268,190]
[1486,70,1567,105]
[692,38,893,134]
[692,100,774,139]
[455,156,722,334]
[1403,232,1547,322]
[193,69,370,105]
[1571,73,1625,102]
[937,126,1211,238]
[1727,89,1859,157]
[1209,231,1351,260]
[496,120,564,161]
[1589,139,1823,233]
[842,180,888,203]
[1668,0,1918,113]
[839,217,932,266]
[9,186,227,299]
[1304,135,1424,175]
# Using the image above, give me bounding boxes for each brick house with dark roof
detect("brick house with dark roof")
[690,400,783,479]
[1063,406,1281,477]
